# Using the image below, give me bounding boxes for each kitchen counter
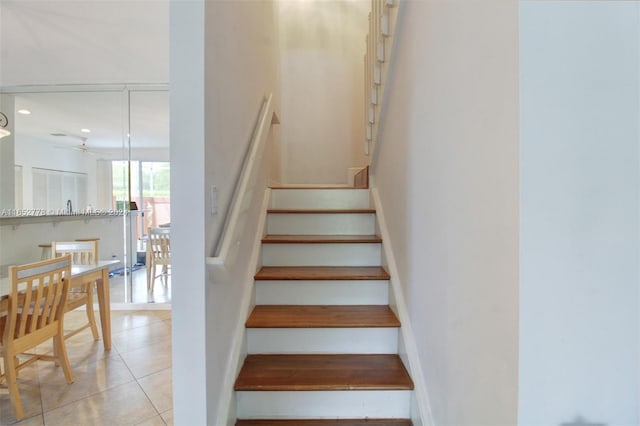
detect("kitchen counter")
[0,210,126,227]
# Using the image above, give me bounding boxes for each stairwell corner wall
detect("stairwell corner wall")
[174,0,282,423]
[369,1,520,425]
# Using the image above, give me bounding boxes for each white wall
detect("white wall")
[0,1,168,86]
[519,2,639,425]
[372,1,520,424]
[203,0,279,257]
[0,216,124,274]
[170,1,207,424]
[203,2,279,423]
[14,135,99,210]
[276,0,369,184]
[171,0,279,424]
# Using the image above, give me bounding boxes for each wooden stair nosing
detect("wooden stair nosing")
[269,186,360,190]
[236,420,413,426]
[234,354,414,391]
[262,235,382,244]
[255,266,390,281]
[246,305,400,328]
[267,209,376,214]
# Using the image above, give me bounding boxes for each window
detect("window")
[111,160,170,237]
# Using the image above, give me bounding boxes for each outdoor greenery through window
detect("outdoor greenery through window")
[143,162,170,197]
[112,161,129,202]
[112,161,171,202]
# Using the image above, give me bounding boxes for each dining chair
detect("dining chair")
[51,241,99,341]
[146,227,171,293]
[0,256,75,420]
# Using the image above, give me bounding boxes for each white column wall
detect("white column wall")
[170,1,207,424]
[519,2,640,424]
[372,1,520,424]
[202,0,279,423]
[276,0,369,184]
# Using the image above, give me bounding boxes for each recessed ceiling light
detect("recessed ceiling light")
[80,128,91,134]
[17,109,31,115]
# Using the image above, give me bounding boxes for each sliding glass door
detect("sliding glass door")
[112,159,171,303]
[0,85,169,306]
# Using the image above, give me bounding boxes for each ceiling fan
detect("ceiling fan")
[51,132,107,156]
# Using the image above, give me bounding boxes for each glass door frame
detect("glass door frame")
[1,83,169,307]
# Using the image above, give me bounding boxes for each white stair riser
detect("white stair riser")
[262,243,381,267]
[236,390,411,418]
[255,280,389,305]
[267,213,376,235]
[247,328,398,354]
[270,189,370,209]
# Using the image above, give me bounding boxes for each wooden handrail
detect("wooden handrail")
[208,93,274,263]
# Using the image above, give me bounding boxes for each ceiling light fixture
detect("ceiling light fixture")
[81,128,91,134]
[0,112,11,139]
[17,109,31,115]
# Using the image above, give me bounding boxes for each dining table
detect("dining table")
[0,259,119,350]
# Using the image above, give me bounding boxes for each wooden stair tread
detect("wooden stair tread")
[237,420,412,426]
[268,209,376,214]
[255,266,390,281]
[270,186,358,190]
[246,305,400,328]
[262,235,382,244]
[234,354,414,391]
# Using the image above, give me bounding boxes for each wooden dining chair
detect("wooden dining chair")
[0,256,75,420]
[51,241,99,341]
[146,227,171,293]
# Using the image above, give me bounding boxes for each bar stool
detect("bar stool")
[38,243,52,260]
[39,239,100,260]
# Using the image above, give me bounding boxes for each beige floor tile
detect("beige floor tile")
[150,310,172,321]
[133,414,167,426]
[3,414,45,426]
[137,368,172,413]
[0,364,43,425]
[3,311,172,426]
[112,320,172,354]
[159,410,173,426]
[62,310,94,330]
[37,356,135,412]
[42,381,157,426]
[118,340,172,379]
[36,330,118,366]
[107,310,165,334]
[109,269,171,304]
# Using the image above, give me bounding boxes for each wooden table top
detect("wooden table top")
[0,260,119,298]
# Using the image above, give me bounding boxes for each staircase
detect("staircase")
[234,187,414,424]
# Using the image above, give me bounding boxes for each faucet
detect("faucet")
[66,199,72,214]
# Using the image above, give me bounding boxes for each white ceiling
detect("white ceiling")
[0,1,169,87]
[12,90,169,150]
[0,1,169,150]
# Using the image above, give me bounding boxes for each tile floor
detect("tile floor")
[1,309,173,426]
[109,269,171,305]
